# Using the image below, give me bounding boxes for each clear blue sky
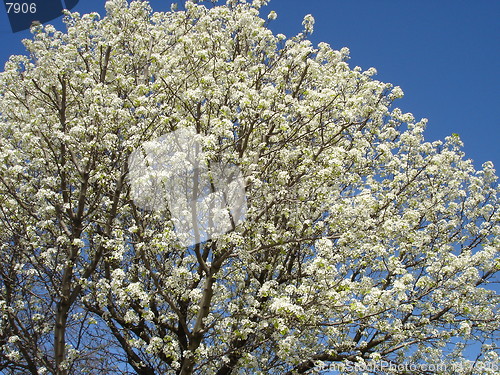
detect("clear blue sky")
[1,0,498,171]
[264,0,500,172]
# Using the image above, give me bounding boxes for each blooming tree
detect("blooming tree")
[0,0,498,374]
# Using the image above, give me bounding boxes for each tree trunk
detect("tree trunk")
[54,299,70,375]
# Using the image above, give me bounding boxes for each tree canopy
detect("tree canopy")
[0,0,498,374]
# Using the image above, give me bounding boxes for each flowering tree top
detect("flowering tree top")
[0,0,498,374]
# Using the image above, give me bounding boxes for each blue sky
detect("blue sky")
[1,0,499,171]
[264,0,500,172]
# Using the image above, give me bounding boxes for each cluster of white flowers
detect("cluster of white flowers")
[0,0,497,373]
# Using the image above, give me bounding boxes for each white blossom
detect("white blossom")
[0,0,497,373]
